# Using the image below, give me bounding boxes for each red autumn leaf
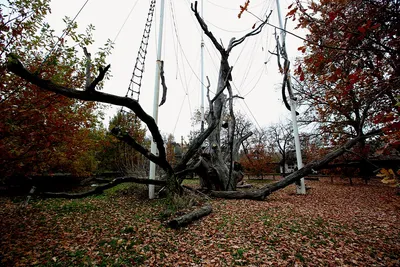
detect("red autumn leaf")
[286,7,298,17]
[300,71,305,81]
[348,73,359,84]
[297,46,306,53]
[328,12,337,22]
[297,64,302,73]
[238,0,250,19]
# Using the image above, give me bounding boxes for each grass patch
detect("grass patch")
[182,178,200,186]
[33,199,96,214]
[104,183,143,196]
[295,251,305,263]
[121,226,136,233]
[57,201,96,213]
[261,214,273,227]
[314,216,325,227]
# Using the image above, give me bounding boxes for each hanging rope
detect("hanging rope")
[116,0,157,127]
[125,0,157,103]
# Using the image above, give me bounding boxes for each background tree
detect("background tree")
[240,127,278,178]
[291,0,399,147]
[0,0,111,180]
[96,112,148,175]
[267,122,294,176]
[240,143,275,179]
[223,111,254,162]
[287,0,399,181]
[165,133,178,167]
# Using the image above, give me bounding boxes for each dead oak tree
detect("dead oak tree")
[185,2,271,191]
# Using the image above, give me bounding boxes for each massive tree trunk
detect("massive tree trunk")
[189,2,269,191]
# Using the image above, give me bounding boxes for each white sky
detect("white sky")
[11,0,306,141]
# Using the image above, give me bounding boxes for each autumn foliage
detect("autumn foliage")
[102,112,148,174]
[291,0,399,146]
[240,144,277,178]
[0,0,110,179]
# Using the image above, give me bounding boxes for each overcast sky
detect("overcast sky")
[17,0,305,140]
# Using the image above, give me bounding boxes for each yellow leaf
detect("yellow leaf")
[378,168,399,187]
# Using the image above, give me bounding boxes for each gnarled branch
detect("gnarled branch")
[227,10,272,53]
[6,53,172,173]
[158,60,167,107]
[42,176,166,199]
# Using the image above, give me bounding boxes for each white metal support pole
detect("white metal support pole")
[275,0,306,194]
[200,0,205,132]
[149,0,165,199]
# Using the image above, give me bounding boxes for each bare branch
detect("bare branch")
[110,127,170,171]
[174,119,218,174]
[227,10,272,53]
[211,66,233,103]
[6,53,171,172]
[206,76,213,115]
[158,60,167,107]
[191,1,224,54]
[83,47,91,89]
[42,176,166,199]
[86,65,109,92]
[232,95,244,100]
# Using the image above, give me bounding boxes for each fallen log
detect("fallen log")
[167,205,212,229]
[211,129,382,200]
[42,176,166,199]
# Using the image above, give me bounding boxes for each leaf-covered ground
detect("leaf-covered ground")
[1,178,399,266]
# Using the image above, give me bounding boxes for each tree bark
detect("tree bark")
[167,205,212,229]
[195,157,226,191]
[189,2,270,192]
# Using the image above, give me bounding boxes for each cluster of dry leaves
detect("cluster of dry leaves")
[0,178,399,266]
